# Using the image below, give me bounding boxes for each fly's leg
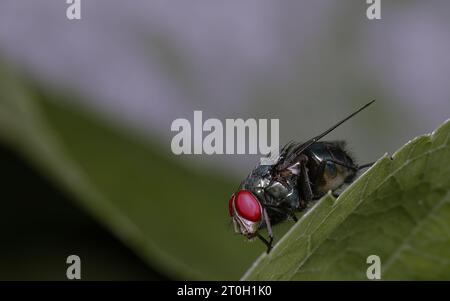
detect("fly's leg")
[262,207,274,253]
[256,201,275,253]
[265,204,298,223]
[299,162,313,209]
[357,162,375,170]
[326,159,374,171]
[291,214,298,222]
[313,160,326,188]
[256,233,272,253]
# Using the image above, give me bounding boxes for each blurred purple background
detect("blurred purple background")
[0,0,449,175]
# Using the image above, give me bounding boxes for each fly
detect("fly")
[228,100,376,253]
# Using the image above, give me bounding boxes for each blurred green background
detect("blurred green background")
[0,0,449,280]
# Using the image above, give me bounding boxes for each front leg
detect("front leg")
[262,207,274,253]
[257,233,273,254]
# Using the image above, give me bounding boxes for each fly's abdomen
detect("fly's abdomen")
[305,141,357,197]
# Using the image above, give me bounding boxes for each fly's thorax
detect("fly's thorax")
[265,180,296,204]
[242,163,301,209]
[241,165,271,198]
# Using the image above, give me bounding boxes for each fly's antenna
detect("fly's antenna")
[295,100,375,155]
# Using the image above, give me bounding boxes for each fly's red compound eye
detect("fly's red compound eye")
[228,193,236,216]
[234,190,262,222]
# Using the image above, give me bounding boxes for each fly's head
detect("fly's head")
[228,190,263,238]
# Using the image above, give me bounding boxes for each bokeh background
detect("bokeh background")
[0,0,449,280]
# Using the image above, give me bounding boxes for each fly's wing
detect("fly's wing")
[272,141,306,175]
[319,140,357,167]
[273,100,375,172]
[273,139,343,173]
[326,140,347,150]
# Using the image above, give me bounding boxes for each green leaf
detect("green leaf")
[243,119,450,280]
[0,63,262,280]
